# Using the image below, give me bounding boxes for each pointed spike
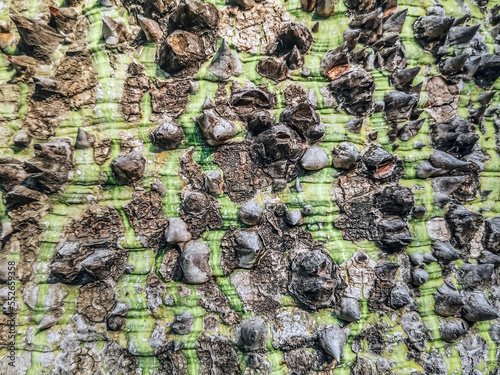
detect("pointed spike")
[391,67,420,90]
[373,33,399,48]
[285,45,304,70]
[102,16,118,44]
[342,29,360,50]
[440,321,468,342]
[202,96,215,110]
[75,128,96,150]
[318,326,349,361]
[447,25,480,46]
[463,292,499,322]
[462,55,482,80]
[9,14,63,63]
[432,241,461,262]
[452,14,470,26]
[434,283,464,316]
[416,161,444,178]
[430,150,470,170]
[413,15,455,51]
[414,16,455,41]
[208,39,243,80]
[439,53,470,76]
[137,14,162,43]
[33,76,61,95]
[102,16,126,45]
[383,9,408,33]
[468,105,487,124]
[478,91,495,105]
[397,118,425,141]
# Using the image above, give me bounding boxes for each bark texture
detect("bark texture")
[0,0,500,374]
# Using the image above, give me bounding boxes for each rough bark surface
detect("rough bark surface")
[0,0,500,374]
